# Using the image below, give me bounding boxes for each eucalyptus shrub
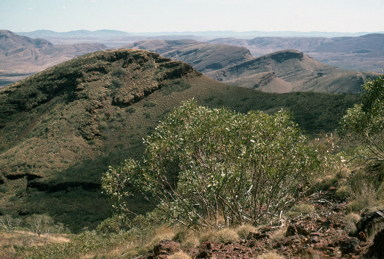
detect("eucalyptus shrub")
[102,100,322,229]
[339,74,384,160]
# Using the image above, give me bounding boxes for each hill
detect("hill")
[0,30,108,87]
[0,49,360,232]
[121,39,254,73]
[206,49,379,93]
[122,40,379,93]
[209,34,384,73]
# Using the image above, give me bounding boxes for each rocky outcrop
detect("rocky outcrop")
[142,189,380,259]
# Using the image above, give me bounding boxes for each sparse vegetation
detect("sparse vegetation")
[1,48,381,258]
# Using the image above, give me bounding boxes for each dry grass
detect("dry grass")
[200,228,239,243]
[270,227,288,242]
[286,203,315,218]
[348,181,377,212]
[168,252,192,259]
[256,251,285,259]
[0,230,70,258]
[344,213,361,235]
[335,185,352,199]
[236,224,257,239]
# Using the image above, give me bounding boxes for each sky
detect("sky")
[1,0,383,33]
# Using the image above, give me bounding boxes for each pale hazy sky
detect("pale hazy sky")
[1,0,383,33]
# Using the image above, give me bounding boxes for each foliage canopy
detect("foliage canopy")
[339,74,384,160]
[102,100,322,229]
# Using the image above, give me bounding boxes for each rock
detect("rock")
[153,240,181,256]
[199,242,221,251]
[356,210,384,234]
[196,250,217,258]
[358,231,367,242]
[365,228,384,258]
[339,236,360,255]
[247,232,270,240]
[286,221,315,236]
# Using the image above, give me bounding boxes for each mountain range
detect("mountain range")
[123,40,378,93]
[2,30,382,92]
[17,29,381,39]
[209,33,384,73]
[0,30,108,87]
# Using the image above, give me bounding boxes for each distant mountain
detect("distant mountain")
[0,48,361,231]
[313,33,384,53]
[0,30,53,51]
[17,29,131,39]
[121,39,254,73]
[206,49,379,93]
[120,39,378,93]
[17,29,380,39]
[209,34,384,73]
[0,30,108,87]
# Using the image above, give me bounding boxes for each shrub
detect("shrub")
[126,107,136,113]
[143,101,156,107]
[102,100,323,229]
[96,214,131,234]
[109,78,123,89]
[111,68,126,77]
[339,74,384,160]
[99,123,108,130]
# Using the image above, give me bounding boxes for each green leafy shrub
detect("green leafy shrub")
[96,214,131,234]
[339,74,384,160]
[109,78,123,89]
[111,68,126,77]
[126,107,136,113]
[102,100,323,229]
[143,101,156,107]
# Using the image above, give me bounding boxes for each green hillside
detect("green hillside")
[0,49,360,232]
